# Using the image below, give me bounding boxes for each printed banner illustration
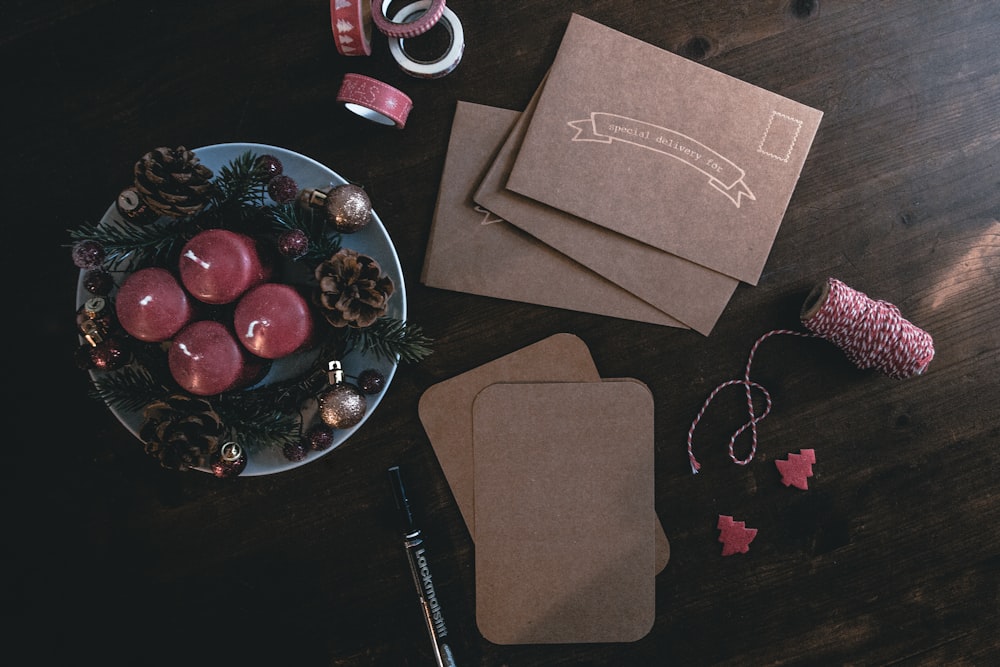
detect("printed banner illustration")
[567,112,756,208]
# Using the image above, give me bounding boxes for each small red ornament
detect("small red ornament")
[256,154,283,177]
[267,175,299,204]
[211,441,247,478]
[283,439,309,462]
[358,368,386,394]
[72,240,106,269]
[87,335,130,371]
[82,269,114,295]
[277,229,309,259]
[306,423,336,451]
[775,449,816,490]
[717,515,757,556]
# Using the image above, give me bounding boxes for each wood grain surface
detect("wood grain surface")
[6,1,998,665]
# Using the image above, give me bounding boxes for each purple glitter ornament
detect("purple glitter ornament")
[277,229,309,259]
[268,175,299,204]
[72,240,106,269]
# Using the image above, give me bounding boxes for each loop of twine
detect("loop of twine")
[687,278,934,474]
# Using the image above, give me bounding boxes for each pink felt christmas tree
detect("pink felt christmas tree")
[775,448,817,490]
[717,515,757,556]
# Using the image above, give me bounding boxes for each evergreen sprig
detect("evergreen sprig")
[69,217,191,270]
[269,203,342,262]
[212,150,268,208]
[216,407,302,451]
[346,317,434,364]
[88,365,171,413]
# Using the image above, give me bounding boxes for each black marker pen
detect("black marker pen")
[388,465,457,667]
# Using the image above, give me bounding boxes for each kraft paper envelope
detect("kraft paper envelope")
[421,101,684,328]
[417,332,670,572]
[473,381,656,644]
[506,14,823,285]
[474,78,738,335]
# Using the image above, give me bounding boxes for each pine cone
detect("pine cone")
[133,146,215,218]
[314,248,394,328]
[139,394,224,471]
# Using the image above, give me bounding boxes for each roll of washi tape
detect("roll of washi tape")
[331,0,373,56]
[372,0,445,38]
[387,1,465,79]
[336,73,413,128]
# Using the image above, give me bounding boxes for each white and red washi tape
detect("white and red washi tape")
[330,0,373,56]
[336,73,413,128]
[372,0,445,38]
[387,1,465,78]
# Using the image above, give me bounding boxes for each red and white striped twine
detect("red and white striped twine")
[686,278,934,474]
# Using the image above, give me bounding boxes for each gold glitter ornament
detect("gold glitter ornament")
[300,183,372,233]
[318,360,367,428]
[211,441,247,478]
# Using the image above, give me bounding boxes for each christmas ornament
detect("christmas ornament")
[115,185,157,223]
[306,423,336,451]
[277,229,309,259]
[283,439,309,462]
[358,368,386,394]
[76,296,115,344]
[318,360,367,429]
[267,174,298,204]
[314,248,395,328]
[74,342,96,370]
[717,515,757,556]
[256,154,283,177]
[72,239,106,269]
[82,335,130,371]
[133,146,215,218]
[302,183,372,233]
[211,441,248,478]
[82,269,114,295]
[115,267,194,342]
[775,449,816,490]
[139,394,224,471]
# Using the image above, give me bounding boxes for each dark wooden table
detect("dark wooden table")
[7,1,999,664]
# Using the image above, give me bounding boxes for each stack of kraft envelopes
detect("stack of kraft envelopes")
[422,13,824,336]
[418,333,670,644]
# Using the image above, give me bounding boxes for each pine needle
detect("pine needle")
[346,318,434,364]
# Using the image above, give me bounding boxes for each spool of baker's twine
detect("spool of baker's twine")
[686,277,935,474]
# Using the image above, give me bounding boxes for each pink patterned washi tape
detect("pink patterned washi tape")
[336,73,413,128]
[331,0,373,56]
[372,0,445,38]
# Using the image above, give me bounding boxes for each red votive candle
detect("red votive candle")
[178,229,273,304]
[233,283,316,359]
[115,267,194,342]
[168,320,269,396]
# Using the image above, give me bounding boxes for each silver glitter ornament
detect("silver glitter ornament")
[318,360,367,428]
